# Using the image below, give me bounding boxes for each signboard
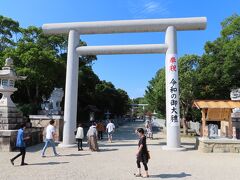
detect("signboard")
[206,109,231,121]
[166,54,180,127]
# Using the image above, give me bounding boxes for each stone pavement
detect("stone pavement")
[1,121,240,180]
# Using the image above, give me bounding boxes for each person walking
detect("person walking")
[10,123,30,166]
[134,128,149,178]
[145,120,153,139]
[87,122,99,151]
[96,120,105,140]
[75,123,84,151]
[106,120,115,143]
[41,120,59,157]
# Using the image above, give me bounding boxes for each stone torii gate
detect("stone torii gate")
[131,104,148,111]
[42,17,207,150]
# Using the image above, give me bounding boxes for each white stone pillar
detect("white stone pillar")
[61,30,79,146]
[163,26,183,150]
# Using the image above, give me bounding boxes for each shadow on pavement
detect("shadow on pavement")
[151,172,191,178]
[63,153,91,157]
[27,143,45,153]
[109,123,161,141]
[100,143,161,147]
[27,161,69,166]
[99,148,118,152]
[159,142,197,151]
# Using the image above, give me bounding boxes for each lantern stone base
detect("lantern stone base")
[0,107,24,130]
[0,128,43,152]
[0,130,17,151]
[196,137,240,153]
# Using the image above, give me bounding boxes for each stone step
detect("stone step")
[0,107,21,113]
[0,117,24,124]
[0,112,23,118]
[0,130,18,136]
[0,124,18,130]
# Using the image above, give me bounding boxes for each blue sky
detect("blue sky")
[1,0,239,98]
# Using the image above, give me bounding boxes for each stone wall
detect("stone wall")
[29,115,63,142]
[0,128,43,152]
[0,130,17,151]
[196,137,240,153]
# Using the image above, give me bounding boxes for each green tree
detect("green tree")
[145,14,240,123]
[198,14,240,99]
[3,26,67,105]
[178,55,201,133]
[114,89,130,116]
[145,68,166,117]
[0,15,20,52]
[0,15,131,121]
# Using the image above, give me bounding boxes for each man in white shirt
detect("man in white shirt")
[106,120,115,143]
[41,120,59,157]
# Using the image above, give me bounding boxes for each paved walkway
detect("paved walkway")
[1,121,240,180]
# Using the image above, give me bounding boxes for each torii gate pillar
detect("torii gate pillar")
[42,17,207,150]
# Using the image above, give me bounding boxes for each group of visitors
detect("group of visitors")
[77,120,116,151]
[10,119,116,165]
[9,118,151,178]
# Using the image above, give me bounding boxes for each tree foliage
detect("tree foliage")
[144,14,240,122]
[145,68,165,117]
[0,15,130,121]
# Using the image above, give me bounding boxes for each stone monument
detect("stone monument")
[208,124,218,139]
[230,89,240,139]
[231,107,240,139]
[230,88,240,101]
[40,88,64,115]
[29,88,64,142]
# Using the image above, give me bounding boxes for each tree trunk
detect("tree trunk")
[182,117,188,135]
[26,86,32,103]
[35,83,39,104]
[182,106,189,135]
[35,83,39,100]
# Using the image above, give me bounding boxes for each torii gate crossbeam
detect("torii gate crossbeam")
[42,17,207,150]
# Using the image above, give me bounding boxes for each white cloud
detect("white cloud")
[128,0,170,18]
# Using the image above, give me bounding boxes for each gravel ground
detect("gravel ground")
[1,121,240,180]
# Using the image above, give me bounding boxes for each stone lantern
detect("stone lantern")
[0,58,44,152]
[105,110,111,120]
[89,112,95,122]
[0,58,26,130]
[0,58,26,108]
